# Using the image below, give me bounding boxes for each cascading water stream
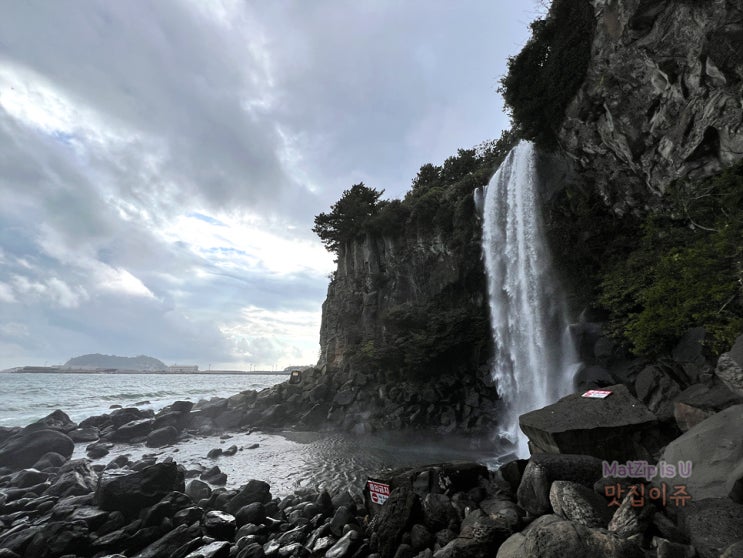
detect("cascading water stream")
[480,141,577,457]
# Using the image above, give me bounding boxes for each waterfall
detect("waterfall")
[480,141,577,458]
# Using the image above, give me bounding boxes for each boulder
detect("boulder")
[186,479,212,503]
[146,426,179,448]
[517,454,604,517]
[654,404,743,501]
[226,479,272,513]
[519,384,665,461]
[95,462,185,517]
[673,381,743,431]
[110,407,151,428]
[68,426,100,443]
[608,491,655,538]
[678,498,743,558]
[202,510,236,540]
[549,481,612,527]
[24,410,77,433]
[634,365,683,421]
[495,514,643,558]
[111,418,154,442]
[716,335,743,396]
[372,486,422,558]
[44,459,98,497]
[0,429,74,470]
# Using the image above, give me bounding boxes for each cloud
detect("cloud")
[0,1,539,369]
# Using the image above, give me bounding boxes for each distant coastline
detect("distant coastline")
[2,366,291,375]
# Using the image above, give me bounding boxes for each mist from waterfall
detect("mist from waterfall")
[480,141,577,457]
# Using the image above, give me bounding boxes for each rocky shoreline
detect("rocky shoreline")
[1,333,743,557]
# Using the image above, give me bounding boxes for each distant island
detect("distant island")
[64,353,166,370]
[2,353,304,375]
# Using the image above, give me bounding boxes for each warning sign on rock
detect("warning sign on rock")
[367,480,390,505]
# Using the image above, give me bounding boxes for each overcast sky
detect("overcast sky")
[0,1,543,370]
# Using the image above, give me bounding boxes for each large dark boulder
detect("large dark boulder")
[0,429,74,470]
[519,384,666,461]
[23,410,77,433]
[496,514,643,558]
[371,486,422,558]
[655,404,743,501]
[146,426,179,448]
[111,418,154,442]
[95,461,185,517]
[517,454,604,517]
[226,479,272,514]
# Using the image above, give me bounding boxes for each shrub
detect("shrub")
[499,0,595,149]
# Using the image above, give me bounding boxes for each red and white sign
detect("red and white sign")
[581,389,613,399]
[367,480,390,505]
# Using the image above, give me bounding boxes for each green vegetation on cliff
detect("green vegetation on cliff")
[550,162,743,358]
[499,0,595,149]
[600,164,743,356]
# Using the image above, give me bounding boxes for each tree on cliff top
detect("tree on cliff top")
[313,183,384,254]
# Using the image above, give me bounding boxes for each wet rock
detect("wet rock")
[68,426,100,442]
[549,480,612,527]
[95,462,185,517]
[519,384,664,461]
[326,530,360,558]
[208,448,223,459]
[140,491,192,527]
[187,479,212,503]
[330,505,355,537]
[23,520,91,558]
[185,540,232,558]
[130,524,194,558]
[236,502,266,527]
[146,426,179,448]
[202,510,237,540]
[435,509,513,558]
[10,468,48,488]
[44,459,98,497]
[111,418,154,442]
[86,442,112,459]
[196,398,230,418]
[516,454,604,516]
[238,542,267,558]
[223,444,238,456]
[110,407,152,428]
[171,400,195,413]
[0,429,74,470]
[655,403,743,500]
[24,410,77,434]
[495,514,643,558]
[174,506,204,527]
[227,479,272,514]
[201,466,228,486]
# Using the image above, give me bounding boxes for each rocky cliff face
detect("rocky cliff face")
[559,0,743,213]
[312,222,501,433]
[318,230,486,371]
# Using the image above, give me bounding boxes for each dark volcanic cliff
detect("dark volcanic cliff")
[559,0,743,213]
